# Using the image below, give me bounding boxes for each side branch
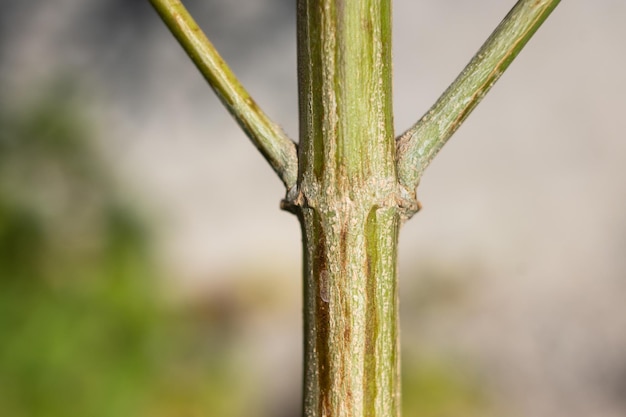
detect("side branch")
[149,0,298,189]
[395,0,560,194]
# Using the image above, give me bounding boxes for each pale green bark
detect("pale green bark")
[288,1,401,415]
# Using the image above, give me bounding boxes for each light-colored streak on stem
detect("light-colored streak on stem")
[149,0,298,189]
[396,0,560,197]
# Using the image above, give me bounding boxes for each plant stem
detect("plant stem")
[291,1,400,415]
[396,0,561,206]
[149,0,562,415]
[149,0,298,189]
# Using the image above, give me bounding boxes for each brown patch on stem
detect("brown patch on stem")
[313,213,331,416]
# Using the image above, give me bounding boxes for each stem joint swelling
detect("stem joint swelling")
[281,183,421,223]
[280,185,303,215]
[395,184,421,222]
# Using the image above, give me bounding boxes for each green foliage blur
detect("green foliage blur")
[0,85,255,417]
[402,355,490,417]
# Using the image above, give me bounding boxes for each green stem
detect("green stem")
[149,0,563,415]
[396,0,561,210]
[149,0,298,189]
[291,1,400,416]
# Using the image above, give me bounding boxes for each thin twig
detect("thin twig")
[396,0,560,195]
[149,0,298,189]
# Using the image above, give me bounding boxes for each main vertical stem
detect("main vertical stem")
[293,1,400,416]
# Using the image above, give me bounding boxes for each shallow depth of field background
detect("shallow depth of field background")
[1,1,625,416]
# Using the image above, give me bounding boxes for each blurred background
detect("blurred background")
[1,0,625,416]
